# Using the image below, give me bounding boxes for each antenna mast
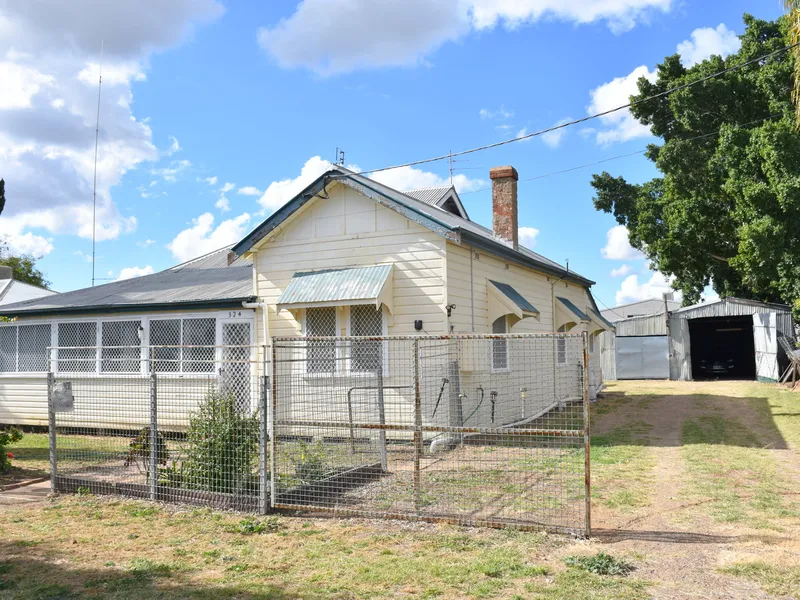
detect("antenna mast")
[91,39,103,287]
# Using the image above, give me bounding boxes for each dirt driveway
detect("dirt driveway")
[587,380,800,599]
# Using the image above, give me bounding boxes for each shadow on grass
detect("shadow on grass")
[592,529,784,545]
[0,541,294,599]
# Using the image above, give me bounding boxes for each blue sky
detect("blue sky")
[0,0,784,310]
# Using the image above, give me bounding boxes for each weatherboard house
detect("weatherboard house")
[0,165,612,427]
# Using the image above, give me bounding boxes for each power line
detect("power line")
[341,41,798,177]
[458,113,783,195]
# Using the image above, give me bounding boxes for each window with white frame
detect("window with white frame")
[150,319,181,372]
[491,316,509,371]
[556,325,568,365]
[588,332,595,354]
[183,318,215,373]
[101,320,141,372]
[0,327,17,372]
[350,305,383,373]
[19,325,51,372]
[306,307,336,373]
[58,322,97,372]
[150,317,216,373]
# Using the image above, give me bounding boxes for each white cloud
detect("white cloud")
[201,176,218,186]
[480,106,514,120]
[237,186,263,196]
[601,225,645,260]
[136,239,155,248]
[514,127,531,142]
[258,0,673,75]
[540,118,572,148]
[616,271,679,304]
[152,159,191,183]
[258,156,332,211]
[117,265,155,281]
[220,182,235,193]
[167,135,181,155]
[73,250,93,263]
[610,264,633,277]
[215,196,230,212]
[166,212,251,262]
[588,65,656,144]
[371,165,485,194]
[677,23,740,68]
[0,1,224,252]
[518,226,539,248]
[1,230,54,257]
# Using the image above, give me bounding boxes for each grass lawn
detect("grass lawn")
[1,432,51,488]
[3,380,800,598]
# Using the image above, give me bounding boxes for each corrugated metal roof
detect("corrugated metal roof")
[403,186,452,206]
[589,309,616,331]
[170,245,252,271]
[278,265,392,307]
[488,280,538,314]
[672,297,791,319]
[232,167,592,286]
[556,297,589,321]
[0,245,254,317]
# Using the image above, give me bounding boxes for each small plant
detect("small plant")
[564,552,634,576]
[292,441,331,484]
[0,426,22,473]
[124,427,169,478]
[227,516,282,535]
[181,390,260,495]
[76,486,91,496]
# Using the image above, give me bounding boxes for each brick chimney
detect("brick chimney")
[490,165,518,250]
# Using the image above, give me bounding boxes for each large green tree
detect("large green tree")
[592,15,800,308]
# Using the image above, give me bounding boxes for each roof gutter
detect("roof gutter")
[0,296,258,319]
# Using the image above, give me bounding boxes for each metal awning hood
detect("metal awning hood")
[588,308,615,333]
[555,296,589,330]
[488,280,539,323]
[277,264,394,312]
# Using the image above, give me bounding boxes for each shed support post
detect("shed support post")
[47,372,57,492]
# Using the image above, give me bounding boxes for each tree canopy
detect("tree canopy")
[591,15,800,309]
[0,254,50,289]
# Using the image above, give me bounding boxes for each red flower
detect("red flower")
[6,452,12,459]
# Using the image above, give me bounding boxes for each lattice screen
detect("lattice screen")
[306,307,336,373]
[101,321,141,373]
[150,319,181,372]
[18,324,51,372]
[0,326,16,372]
[57,322,97,372]
[491,316,508,370]
[221,322,252,412]
[351,305,382,372]
[183,318,215,372]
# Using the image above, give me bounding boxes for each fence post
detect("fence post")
[270,343,278,508]
[47,372,57,492]
[413,338,422,516]
[149,372,158,501]
[582,331,592,538]
[259,372,269,514]
[376,343,387,472]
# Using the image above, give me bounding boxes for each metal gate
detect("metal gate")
[271,333,590,535]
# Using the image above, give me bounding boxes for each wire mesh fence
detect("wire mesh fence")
[48,333,590,535]
[272,333,589,535]
[49,345,269,512]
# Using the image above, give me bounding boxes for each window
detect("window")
[58,322,97,372]
[350,305,383,373]
[150,319,181,373]
[101,321,141,372]
[183,318,215,373]
[0,327,16,372]
[491,316,509,371]
[18,325,50,372]
[306,307,336,373]
[556,325,567,365]
[588,333,595,355]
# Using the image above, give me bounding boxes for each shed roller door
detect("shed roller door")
[616,336,669,380]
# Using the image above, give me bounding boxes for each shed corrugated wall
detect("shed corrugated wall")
[615,313,668,336]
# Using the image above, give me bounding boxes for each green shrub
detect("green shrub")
[292,441,332,484]
[180,390,260,495]
[0,426,23,473]
[124,427,169,478]
[564,552,634,576]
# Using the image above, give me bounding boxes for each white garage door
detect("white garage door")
[616,336,670,379]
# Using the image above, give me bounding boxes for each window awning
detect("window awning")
[488,280,539,324]
[587,308,615,333]
[277,264,394,313]
[555,296,589,330]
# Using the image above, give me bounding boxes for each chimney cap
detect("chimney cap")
[489,166,518,181]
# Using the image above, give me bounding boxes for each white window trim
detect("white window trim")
[556,325,568,367]
[301,306,342,377]
[345,305,389,376]
[0,310,254,377]
[490,315,511,373]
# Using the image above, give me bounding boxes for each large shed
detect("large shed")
[668,298,793,382]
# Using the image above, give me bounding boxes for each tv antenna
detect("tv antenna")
[91,39,104,287]
[448,150,469,185]
[335,147,345,166]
